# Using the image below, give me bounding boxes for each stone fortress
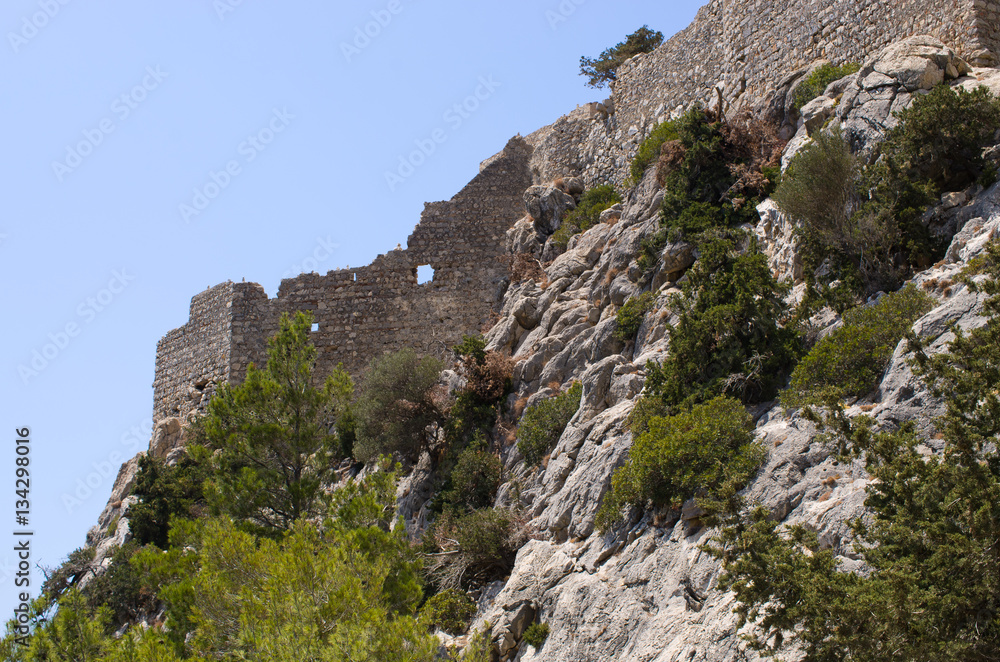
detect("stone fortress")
[152,0,1000,421]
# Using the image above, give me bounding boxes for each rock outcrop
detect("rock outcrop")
[76,27,1000,662]
[453,37,1000,660]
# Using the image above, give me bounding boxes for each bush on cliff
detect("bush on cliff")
[517,382,583,466]
[129,453,209,548]
[783,284,934,407]
[642,235,800,414]
[439,443,502,512]
[579,25,664,89]
[551,184,622,248]
[776,84,1000,300]
[711,243,1000,660]
[636,108,783,272]
[422,507,529,592]
[522,622,550,648]
[354,348,445,463]
[791,61,860,112]
[658,108,785,240]
[630,119,679,183]
[614,291,656,341]
[419,589,477,636]
[192,311,355,535]
[597,396,763,531]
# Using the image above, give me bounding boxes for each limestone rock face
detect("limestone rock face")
[463,47,1000,657]
[754,198,802,283]
[506,216,543,257]
[838,35,970,158]
[149,417,187,463]
[524,185,576,236]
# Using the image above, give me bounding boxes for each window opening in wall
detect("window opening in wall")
[352,272,357,282]
[311,323,320,333]
[417,264,435,284]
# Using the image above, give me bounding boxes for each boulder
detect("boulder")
[524,185,576,236]
[838,36,969,158]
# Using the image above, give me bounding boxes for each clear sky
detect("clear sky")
[0,0,704,619]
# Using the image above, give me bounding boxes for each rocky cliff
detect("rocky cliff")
[79,29,1000,662]
[455,37,1000,661]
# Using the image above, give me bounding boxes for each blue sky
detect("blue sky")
[0,0,703,618]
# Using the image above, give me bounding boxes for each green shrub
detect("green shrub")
[580,25,664,89]
[38,546,96,610]
[772,127,906,297]
[783,284,934,407]
[614,292,656,341]
[597,397,762,530]
[517,382,583,466]
[420,589,477,635]
[638,108,777,270]
[881,83,1000,194]
[778,85,1000,300]
[461,624,494,662]
[792,62,860,112]
[644,235,801,412]
[552,184,622,248]
[441,445,502,512]
[446,336,512,447]
[523,622,550,648]
[354,348,445,463]
[83,542,157,627]
[106,516,119,537]
[656,108,784,244]
[129,453,208,548]
[631,119,679,183]
[773,127,861,253]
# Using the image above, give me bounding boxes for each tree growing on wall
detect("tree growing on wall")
[579,26,664,89]
[193,311,354,535]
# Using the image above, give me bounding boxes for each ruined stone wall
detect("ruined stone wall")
[532,0,995,189]
[152,137,532,420]
[722,0,983,108]
[152,0,1000,419]
[153,283,235,420]
[273,136,532,379]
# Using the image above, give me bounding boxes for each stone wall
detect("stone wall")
[530,0,996,189]
[152,0,1000,420]
[153,283,235,420]
[152,137,532,420]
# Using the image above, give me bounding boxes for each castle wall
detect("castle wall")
[536,0,995,189]
[152,138,532,419]
[151,0,1000,420]
[152,283,236,420]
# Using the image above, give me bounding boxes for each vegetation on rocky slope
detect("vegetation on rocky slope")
[8,35,1000,662]
[776,84,1000,301]
[711,241,1000,661]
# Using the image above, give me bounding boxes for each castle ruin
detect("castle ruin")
[152,0,1000,420]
